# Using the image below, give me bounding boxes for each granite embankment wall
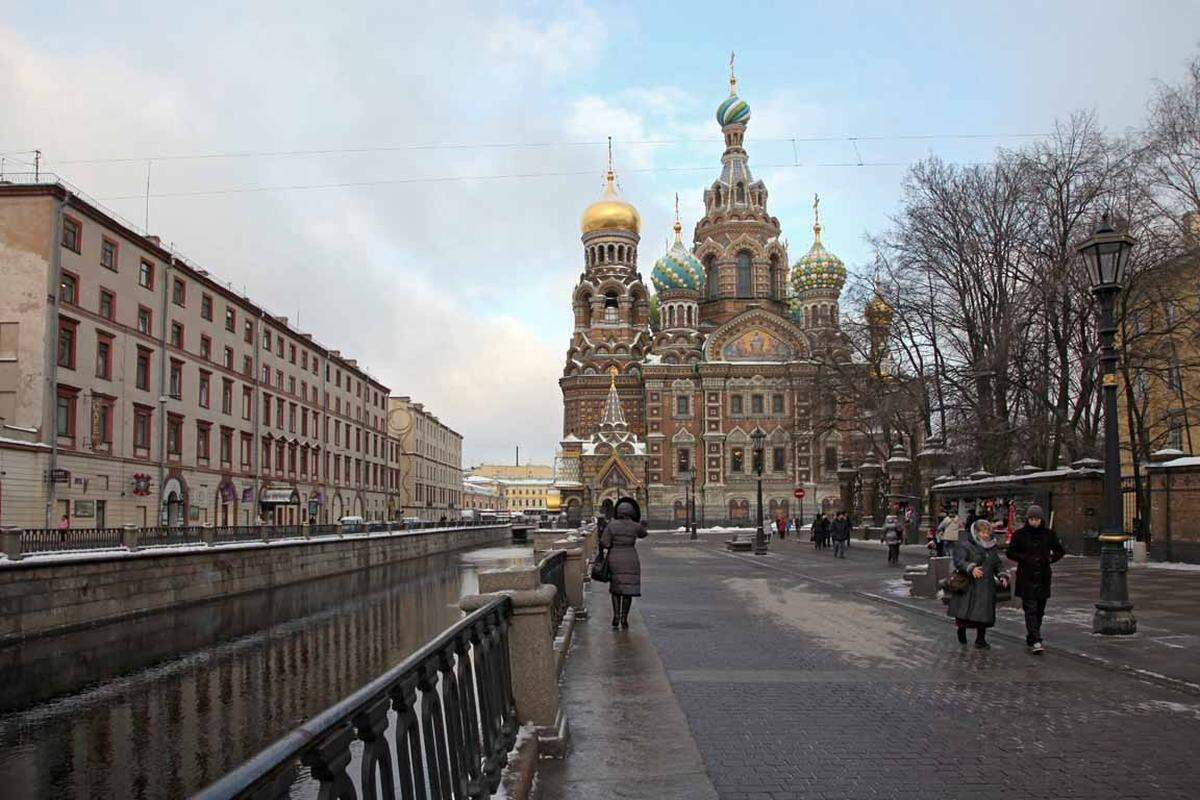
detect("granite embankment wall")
[0,525,511,643]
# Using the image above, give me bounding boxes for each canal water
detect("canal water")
[0,545,533,799]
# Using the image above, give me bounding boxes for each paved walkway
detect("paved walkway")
[544,533,1200,800]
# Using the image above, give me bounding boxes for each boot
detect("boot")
[956,624,967,645]
[620,596,632,629]
[611,594,621,629]
[974,629,990,649]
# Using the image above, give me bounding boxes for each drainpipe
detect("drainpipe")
[45,189,68,528]
[253,309,262,521]
[156,255,171,525]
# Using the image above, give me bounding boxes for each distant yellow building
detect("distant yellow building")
[1120,236,1200,474]
[469,463,554,481]
[500,478,554,512]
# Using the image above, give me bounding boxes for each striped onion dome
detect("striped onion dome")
[716,93,751,127]
[791,220,846,293]
[651,220,705,295]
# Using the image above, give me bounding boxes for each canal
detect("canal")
[0,544,533,799]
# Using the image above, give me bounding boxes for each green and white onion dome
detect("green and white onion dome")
[651,222,705,295]
[716,92,751,127]
[791,221,846,294]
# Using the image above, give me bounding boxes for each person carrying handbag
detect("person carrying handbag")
[946,519,1009,649]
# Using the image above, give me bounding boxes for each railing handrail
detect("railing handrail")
[195,594,515,799]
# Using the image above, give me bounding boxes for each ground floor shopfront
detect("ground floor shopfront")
[0,446,395,529]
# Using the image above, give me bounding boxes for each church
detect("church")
[554,67,867,527]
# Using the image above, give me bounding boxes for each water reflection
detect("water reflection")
[0,545,533,799]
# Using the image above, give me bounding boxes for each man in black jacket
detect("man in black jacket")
[830,511,852,559]
[1006,504,1065,654]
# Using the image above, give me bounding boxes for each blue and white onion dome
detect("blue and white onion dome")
[716,91,751,127]
[651,219,705,295]
[791,218,846,294]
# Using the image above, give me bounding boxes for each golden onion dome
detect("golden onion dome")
[581,170,640,235]
[865,292,894,327]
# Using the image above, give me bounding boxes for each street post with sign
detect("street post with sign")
[793,486,805,528]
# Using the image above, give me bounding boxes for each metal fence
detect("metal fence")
[538,550,567,634]
[194,595,517,800]
[5,519,506,558]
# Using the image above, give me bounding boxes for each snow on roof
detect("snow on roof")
[1150,456,1200,470]
[936,466,1101,490]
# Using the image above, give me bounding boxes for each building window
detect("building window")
[62,216,81,252]
[772,446,786,472]
[225,306,236,332]
[772,394,784,414]
[242,387,252,420]
[677,448,691,474]
[95,336,112,380]
[276,337,283,357]
[731,448,744,473]
[197,423,211,461]
[94,401,113,447]
[288,376,295,394]
[201,294,213,321]
[731,395,743,415]
[222,379,233,415]
[134,406,152,451]
[60,272,78,305]
[55,388,76,439]
[167,414,183,457]
[289,344,296,364]
[136,347,152,391]
[223,347,234,369]
[276,398,284,428]
[138,260,154,290]
[137,306,152,335]
[289,403,296,432]
[170,321,184,349]
[261,365,270,383]
[172,278,186,306]
[99,289,115,320]
[169,359,183,398]
[736,251,752,297]
[100,237,118,271]
[751,394,764,414]
[244,319,253,344]
[261,439,271,470]
[200,335,211,360]
[675,395,689,416]
[199,371,211,408]
[57,319,77,369]
[241,433,252,468]
[220,428,233,465]
[824,446,838,474]
[263,329,271,350]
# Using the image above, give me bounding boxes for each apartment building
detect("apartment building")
[0,181,398,528]
[387,396,463,521]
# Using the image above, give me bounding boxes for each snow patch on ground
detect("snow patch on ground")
[1137,561,1200,573]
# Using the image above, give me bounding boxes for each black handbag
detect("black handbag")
[943,571,970,594]
[590,549,612,583]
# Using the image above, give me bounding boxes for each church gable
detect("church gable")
[703,309,808,363]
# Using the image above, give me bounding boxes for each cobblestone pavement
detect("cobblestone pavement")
[633,536,1200,800]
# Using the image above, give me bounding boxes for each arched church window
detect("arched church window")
[736,251,752,298]
[705,255,718,300]
[769,254,780,300]
[604,290,619,323]
[618,245,625,262]
[607,244,615,262]
[736,183,746,203]
[686,306,693,326]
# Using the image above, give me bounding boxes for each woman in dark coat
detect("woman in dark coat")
[599,497,648,629]
[947,519,1009,648]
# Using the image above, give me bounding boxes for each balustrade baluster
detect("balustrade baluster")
[299,724,358,800]
[389,676,425,800]
[352,694,395,800]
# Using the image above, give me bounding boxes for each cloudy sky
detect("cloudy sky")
[2,1,1197,466]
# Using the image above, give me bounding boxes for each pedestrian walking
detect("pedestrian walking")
[775,516,787,540]
[600,497,649,630]
[830,511,851,558]
[947,519,1009,649]
[882,514,903,565]
[1005,505,1065,655]
[812,512,828,550]
[937,509,962,558]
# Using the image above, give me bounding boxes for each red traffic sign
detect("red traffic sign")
[793,487,806,499]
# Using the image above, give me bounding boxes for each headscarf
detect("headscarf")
[970,519,997,549]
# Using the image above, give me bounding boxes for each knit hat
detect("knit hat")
[1026,504,1044,520]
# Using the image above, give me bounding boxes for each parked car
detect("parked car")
[339,515,365,534]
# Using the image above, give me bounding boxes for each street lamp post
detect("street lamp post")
[1077,214,1137,636]
[678,470,698,540]
[752,427,767,555]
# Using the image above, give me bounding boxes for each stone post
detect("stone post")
[261,526,272,543]
[916,435,949,535]
[1,527,23,562]
[122,524,140,552]
[461,565,568,754]
[556,539,587,618]
[858,459,883,530]
[885,443,913,542]
[837,460,858,521]
[202,526,217,547]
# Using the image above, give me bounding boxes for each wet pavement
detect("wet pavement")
[0,544,532,800]
[549,534,1200,800]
